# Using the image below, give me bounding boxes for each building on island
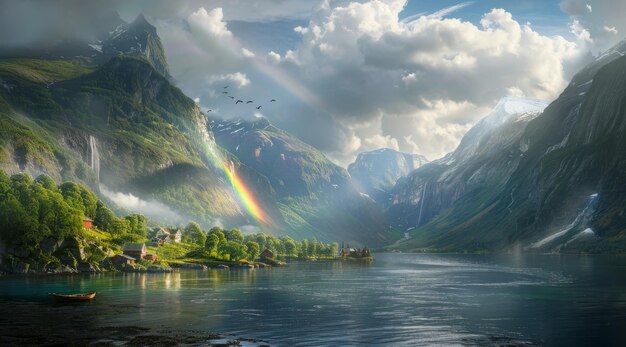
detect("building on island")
[339,241,371,258]
[123,243,147,260]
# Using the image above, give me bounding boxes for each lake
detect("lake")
[1,253,626,346]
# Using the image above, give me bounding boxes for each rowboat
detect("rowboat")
[48,292,96,303]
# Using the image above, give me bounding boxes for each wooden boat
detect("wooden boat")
[48,292,96,303]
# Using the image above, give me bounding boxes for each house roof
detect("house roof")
[123,243,146,252]
[114,254,136,260]
[157,227,182,235]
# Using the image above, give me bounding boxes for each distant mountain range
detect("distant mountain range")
[348,148,427,204]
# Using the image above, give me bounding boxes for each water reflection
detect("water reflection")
[0,255,625,346]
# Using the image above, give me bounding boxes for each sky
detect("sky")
[1,0,625,167]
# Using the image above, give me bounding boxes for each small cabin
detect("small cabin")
[111,254,136,265]
[83,218,93,230]
[123,243,147,260]
[260,249,275,259]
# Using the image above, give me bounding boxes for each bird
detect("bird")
[207,109,213,113]
[246,101,253,104]
[256,105,262,110]
[270,99,276,102]
[236,100,243,104]
[228,96,234,99]
[222,91,228,94]
[223,85,229,89]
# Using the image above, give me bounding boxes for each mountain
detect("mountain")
[387,39,626,253]
[210,117,388,245]
[0,55,243,227]
[0,15,389,245]
[0,13,170,79]
[348,148,428,203]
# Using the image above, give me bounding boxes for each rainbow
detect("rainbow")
[223,160,271,225]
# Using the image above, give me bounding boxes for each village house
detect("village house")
[111,254,136,265]
[152,227,182,245]
[260,249,275,259]
[83,218,93,230]
[123,243,147,260]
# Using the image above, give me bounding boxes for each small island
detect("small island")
[339,242,374,261]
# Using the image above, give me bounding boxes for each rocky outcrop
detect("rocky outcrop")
[0,236,110,275]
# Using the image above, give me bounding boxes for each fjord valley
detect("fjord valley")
[1,1,626,346]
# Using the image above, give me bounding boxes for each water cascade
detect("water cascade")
[530,193,598,248]
[417,180,429,227]
[89,135,100,182]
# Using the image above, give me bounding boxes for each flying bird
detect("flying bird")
[270,99,276,102]
[228,96,234,99]
[236,100,243,104]
[246,101,253,104]
[256,105,262,110]
[207,109,213,113]
[223,85,229,89]
[222,91,228,94]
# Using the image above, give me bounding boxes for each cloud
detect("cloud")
[428,1,475,19]
[269,2,585,165]
[100,185,185,223]
[559,0,626,52]
[603,26,618,35]
[570,19,593,43]
[208,72,251,88]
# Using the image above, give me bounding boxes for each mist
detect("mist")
[99,184,185,224]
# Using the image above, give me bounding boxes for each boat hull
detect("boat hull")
[49,292,96,303]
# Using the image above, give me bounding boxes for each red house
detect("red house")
[83,218,93,230]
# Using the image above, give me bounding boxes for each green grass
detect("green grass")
[0,59,94,84]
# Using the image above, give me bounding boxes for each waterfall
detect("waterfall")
[417,180,429,227]
[89,135,100,182]
[531,193,598,248]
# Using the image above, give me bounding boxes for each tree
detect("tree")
[283,238,297,257]
[300,239,309,258]
[205,233,220,255]
[125,214,148,238]
[225,228,244,243]
[208,227,226,243]
[329,242,339,257]
[34,174,57,191]
[59,182,97,218]
[223,240,247,261]
[94,200,115,231]
[308,238,318,257]
[246,241,260,260]
[111,217,131,234]
[183,221,206,246]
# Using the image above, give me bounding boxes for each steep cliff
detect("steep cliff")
[388,40,626,253]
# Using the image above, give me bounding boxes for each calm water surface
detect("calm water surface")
[1,253,626,346]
